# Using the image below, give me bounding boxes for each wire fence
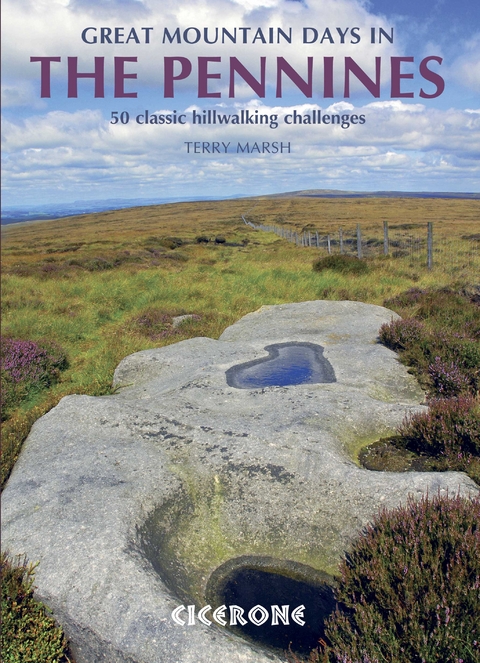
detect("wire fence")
[242,217,480,271]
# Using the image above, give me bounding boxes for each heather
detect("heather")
[1,338,68,421]
[394,397,480,483]
[379,289,480,398]
[291,493,480,663]
[312,255,369,275]
[373,288,480,483]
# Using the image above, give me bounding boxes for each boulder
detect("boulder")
[2,301,478,663]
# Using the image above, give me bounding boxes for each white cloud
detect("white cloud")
[2,101,479,204]
[364,100,425,112]
[446,33,480,92]
[1,0,477,200]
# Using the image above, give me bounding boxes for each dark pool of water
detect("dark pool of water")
[226,342,336,389]
[221,567,336,654]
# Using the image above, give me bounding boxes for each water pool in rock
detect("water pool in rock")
[206,556,336,655]
[226,342,336,389]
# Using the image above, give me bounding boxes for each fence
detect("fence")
[242,217,480,271]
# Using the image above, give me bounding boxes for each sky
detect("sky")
[1,0,480,207]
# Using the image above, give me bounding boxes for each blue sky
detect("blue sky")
[2,0,479,206]
[368,0,480,33]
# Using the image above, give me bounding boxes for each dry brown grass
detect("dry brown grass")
[242,195,480,237]
[3,196,479,261]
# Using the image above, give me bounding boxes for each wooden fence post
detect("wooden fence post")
[383,221,389,255]
[339,228,344,254]
[327,235,331,254]
[357,224,363,259]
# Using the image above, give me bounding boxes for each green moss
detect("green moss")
[341,430,397,465]
[143,464,341,605]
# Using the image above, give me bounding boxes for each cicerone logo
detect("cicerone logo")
[171,604,306,627]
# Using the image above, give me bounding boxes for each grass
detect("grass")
[1,552,71,663]
[1,194,479,662]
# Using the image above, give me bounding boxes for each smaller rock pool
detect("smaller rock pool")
[206,556,336,656]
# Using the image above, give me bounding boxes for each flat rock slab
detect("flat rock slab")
[2,300,478,663]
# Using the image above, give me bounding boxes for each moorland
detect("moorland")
[1,194,479,663]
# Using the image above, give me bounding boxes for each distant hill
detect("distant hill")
[2,190,479,226]
[1,194,248,226]
[268,190,480,200]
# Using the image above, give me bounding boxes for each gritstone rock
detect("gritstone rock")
[2,300,478,663]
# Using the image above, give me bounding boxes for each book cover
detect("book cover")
[1,1,479,663]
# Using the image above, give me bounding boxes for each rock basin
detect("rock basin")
[1,300,478,663]
[225,341,336,388]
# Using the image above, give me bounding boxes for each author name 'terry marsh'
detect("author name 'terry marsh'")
[185,141,291,154]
